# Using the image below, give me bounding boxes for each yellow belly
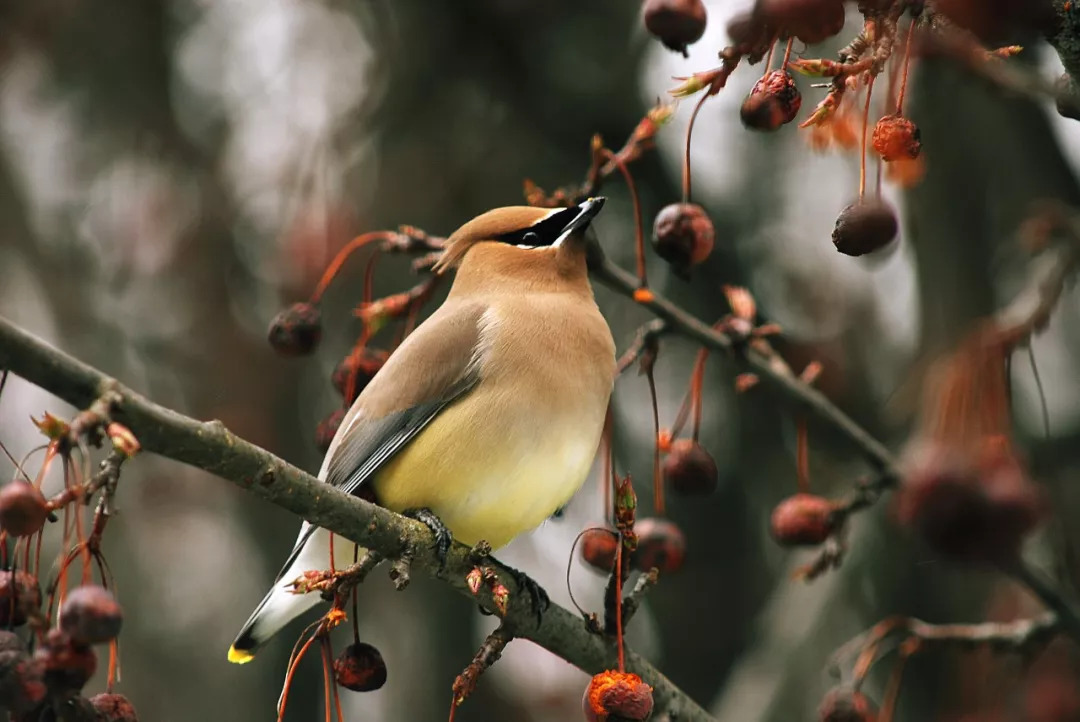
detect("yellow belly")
[371,388,603,549]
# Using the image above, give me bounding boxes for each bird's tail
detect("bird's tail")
[228,525,360,664]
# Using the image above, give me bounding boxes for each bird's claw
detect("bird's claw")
[403,507,452,570]
[503,564,549,626]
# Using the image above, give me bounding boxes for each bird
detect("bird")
[229,197,616,664]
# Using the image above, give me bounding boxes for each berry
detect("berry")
[726,11,767,47]
[0,482,49,538]
[651,203,715,276]
[315,408,346,454]
[582,670,654,722]
[35,629,96,692]
[60,585,123,645]
[267,302,322,356]
[662,439,719,495]
[758,0,845,45]
[740,70,802,131]
[580,526,619,573]
[0,571,41,627]
[832,201,898,256]
[633,517,687,574]
[770,493,835,546]
[642,0,707,56]
[935,0,1054,43]
[819,686,878,721]
[0,636,44,714]
[331,350,387,404]
[334,642,387,692]
[90,693,140,721]
[872,115,921,161]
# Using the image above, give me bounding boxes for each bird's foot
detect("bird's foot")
[498,562,550,626]
[402,507,453,570]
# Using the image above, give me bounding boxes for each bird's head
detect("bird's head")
[433,197,605,273]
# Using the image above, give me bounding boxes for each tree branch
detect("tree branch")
[0,315,714,721]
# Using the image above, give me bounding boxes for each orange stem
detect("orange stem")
[615,539,625,673]
[896,20,916,115]
[796,417,809,493]
[107,639,119,692]
[879,649,913,722]
[781,37,794,68]
[645,370,664,516]
[604,150,648,289]
[310,231,396,304]
[690,349,709,442]
[278,633,319,722]
[682,92,710,204]
[763,39,777,73]
[321,636,333,722]
[859,76,876,201]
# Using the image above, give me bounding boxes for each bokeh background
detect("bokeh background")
[3,1,1080,720]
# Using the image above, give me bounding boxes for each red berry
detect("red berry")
[726,11,767,48]
[662,439,719,495]
[334,642,387,692]
[580,526,619,573]
[0,571,41,627]
[651,203,715,276]
[583,670,654,722]
[0,482,49,538]
[642,0,707,56]
[35,629,96,692]
[315,408,346,454]
[268,302,322,356]
[0,649,45,714]
[740,70,802,131]
[770,493,835,546]
[633,518,687,574]
[832,201,898,256]
[819,686,878,721]
[90,693,139,721]
[331,350,387,404]
[872,115,921,161]
[60,585,123,645]
[758,0,845,44]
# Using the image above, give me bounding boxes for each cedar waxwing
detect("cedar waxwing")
[229,197,616,663]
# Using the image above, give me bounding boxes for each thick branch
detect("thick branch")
[0,316,713,722]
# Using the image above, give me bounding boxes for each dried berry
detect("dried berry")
[315,408,346,454]
[662,439,719,495]
[90,693,139,722]
[60,585,123,645]
[896,440,1043,563]
[758,0,845,44]
[872,115,921,161]
[819,686,878,721]
[0,650,45,714]
[267,302,322,356]
[633,517,687,573]
[0,571,42,627]
[583,670,654,722]
[334,642,387,692]
[331,350,387,404]
[35,629,96,692]
[832,201,898,256]
[770,493,835,546]
[740,70,802,131]
[0,482,49,538]
[651,203,715,276]
[642,0,707,56]
[580,526,619,573]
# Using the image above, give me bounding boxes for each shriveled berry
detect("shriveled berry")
[0,650,45,713]
[832,201,898,256]
[0,571,42,627]
[60,585,123,645]
[643,0,707,56]
[580,526,618,573]
[0,482,49,538]
[90,693,139,722]
[651,203,715,276]
[315,408,346,454]
[740,70,802,131]
[267,302,322,356]
[758,0,845,44]
[583,670,654,722]
[662,439,719,495]
[819,686,878,721]
[331,350,387,404]
[633,517,687,573]
[770,493,835,546]
[35,629,96,692]
[334,642,387,692]
[872,115,921,161]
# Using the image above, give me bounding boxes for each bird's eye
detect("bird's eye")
[522,231,541,246]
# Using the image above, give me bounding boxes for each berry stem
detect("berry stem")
[278,631,320,722]
[310,231,398,304]
[896,20,916,116]
[859,76,876,201]
[879,646,914,722]
[615,538,625,673]
[645,367,664,516]
[321,635,334,722]
[329,533,336,573]
[604,150,649,289]
[690,349,709,442]
[107,638,119,692]
[763,38,777,74]
[796,416,809,493]
[682,92,710,204]
[781,37,794,68]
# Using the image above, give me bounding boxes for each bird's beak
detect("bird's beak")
[553,196,606,246]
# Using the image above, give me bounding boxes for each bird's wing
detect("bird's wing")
[273,300,488,581]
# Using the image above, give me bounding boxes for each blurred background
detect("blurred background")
[2,0,1080,720]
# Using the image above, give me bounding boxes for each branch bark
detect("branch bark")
[0,315,714,722]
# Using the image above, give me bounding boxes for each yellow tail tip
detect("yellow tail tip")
[228,646,255,664]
